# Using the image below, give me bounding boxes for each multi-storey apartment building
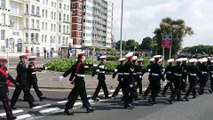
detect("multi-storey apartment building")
[71,0,113,49]
[0,0,72,56]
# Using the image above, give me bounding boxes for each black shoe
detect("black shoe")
[148,98,154,104]
[192,96,196,99]
[143,96,147,100]
[92,98,99,101]
[8,116,17,120]
[86,107,95,113]
[105,96,111,99]
[124,104,134,109]
[39,96,46,101]
[161,93,166,97]
[30,104,37,108]
[183,97,189,101]
[64,109,74,115]
[10,106,17,110]
[209,89,212,94]
[168,99,172,104]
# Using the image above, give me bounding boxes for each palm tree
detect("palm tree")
[153,17,194,59]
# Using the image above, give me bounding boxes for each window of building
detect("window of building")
[62,37,65,44]
[79,3,82,8]
[25,33,29,43]
[31,19,34,28]
[51,23,53,31]
[63,25,65,33]
[59,13,61,21]
[25,18,29,28]
[25,4,29,13]
[66,26,69,33]
[51,11,53,20]
[36,6,40,16]
[41,35,44,43]
[67,15,69,22]
[42,22,44,30]
[42,9,44,17]
[31,33,34,42]
[64,4,66,10]
[45,22,47,31]
[46,0,48,5]
[45,10,48,18]
[35,33,39,42]
[0,13,5,24]
[59,25,61,32]
[59,3,62,9]
[36,20,39,29]
[54,24,56,32]
[63,13,65,21]
[66,37,68,44]
[0,0,5,8]
[72,11,75,15]
[67,5,69,11]
[45,35,47,43]
[72,3,76,8]
[54,12,56,20]
[31,5,35,15]
[0,30,5,40]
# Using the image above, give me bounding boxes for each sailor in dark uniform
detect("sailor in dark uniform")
[92,55,111,100]
[143,58,154,99]
[60,52,95,115]
[24,56,46,101]
[148,55,165,104]
[181,58,188,92]
[198,58,212,95]
[111,58,126,99]
[208,60,213,91]
[161,59,174,97]
[10,54,36,109]
[0,58,18,120]
[122,52,135,109]
[132,56,139,100]
[136,58,146,96]
[168,58,183,104]
[183,58,200,101]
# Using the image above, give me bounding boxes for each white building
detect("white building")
[0,0,72,56]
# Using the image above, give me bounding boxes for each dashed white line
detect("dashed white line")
[57,100,68,104]
[0,109,24,117]
[39,107,60,114]
[33,103,52,110]
[15,114,31,120]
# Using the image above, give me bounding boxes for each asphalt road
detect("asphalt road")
[1,88,213,120]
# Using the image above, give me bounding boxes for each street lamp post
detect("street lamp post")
[119,0,124,58]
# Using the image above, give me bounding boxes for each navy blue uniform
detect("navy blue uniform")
[112,64,124,98]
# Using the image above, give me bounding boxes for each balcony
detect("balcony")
[11,0,24,3]
[10,10,23,17]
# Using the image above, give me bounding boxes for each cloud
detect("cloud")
[111,0,213,47]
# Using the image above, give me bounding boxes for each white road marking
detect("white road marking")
[57,100,68,104]
[15,114,31,120]
[0,109,24,117]
[39,107,60,114]
[33,104,52,110]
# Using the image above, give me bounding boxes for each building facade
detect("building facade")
[0,0,72,56]
[71,0,113,49]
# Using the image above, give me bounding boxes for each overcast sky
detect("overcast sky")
[110,0,213,47]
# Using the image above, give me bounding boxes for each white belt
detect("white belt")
[174,73,182,77]
[151,73,159,76]
[212,75,213,77]
[98,71,105,74]
[211,71,213,73]
[202,71,208,74]
[189,73,197,76]
[133,73,137,75]
[137,72,143,74]
[124,73,130,75]
[32,72,36,74]
[77,74,85,77]
[118,73,124,75]
[167,71,172,74]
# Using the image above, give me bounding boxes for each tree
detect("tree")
[138,37,152,51]
[125,39,139,51]
[153,17,194,58]
[115,40,126,50]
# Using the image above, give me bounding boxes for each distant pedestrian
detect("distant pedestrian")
[43,49,47,58]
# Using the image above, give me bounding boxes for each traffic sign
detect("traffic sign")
[162,34,172,48]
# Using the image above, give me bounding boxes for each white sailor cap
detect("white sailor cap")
[28,56,37,60]
[189,58,198,63]
[176,58,182,62]
[100,55,107,59]
[153,55,161,58]
[167,59,174,63]
[201,58,208,62]
[158,59,163,62]
[181,58,188,62]
[119,58,126,62]
[125,52,134,58]
[19,53,27,58]
[211,60,213,63]
[132,56,138,61]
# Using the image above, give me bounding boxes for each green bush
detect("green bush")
[106,55,119,61]
[44,57,152,73]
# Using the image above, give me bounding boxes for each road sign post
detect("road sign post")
[162,34,172,59]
